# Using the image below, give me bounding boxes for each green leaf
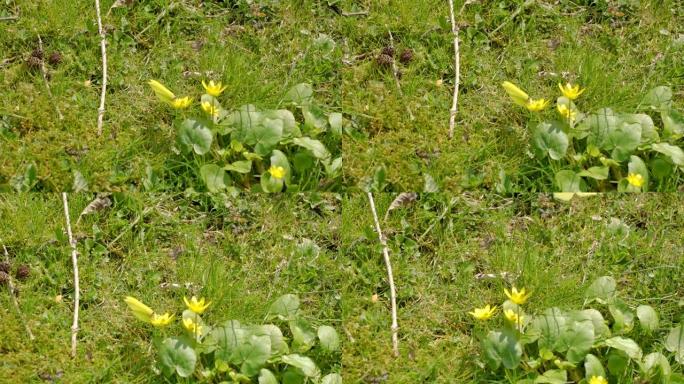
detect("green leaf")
[662,108,684,139]
[636,305,659,332]
[642,86,672,111]
[200,164,228,192]
[303,104,328,132]
[559,321,594,363]
[607,350,629,376]
[605,336,642,360]
[206,320,249,361]
[577,166,609,180]
[228,104,263,143]
[531,308,567,352]
[607,119,641,161]
[177,119,213,155]
[251,324,289,356]
[317,325,340,352]
[270,149,292,185]
[282,369,305,384]
[284,83,314,106]
[293,151,315,172]
[609,299,635,333]
[533,122,569,160]
[423,173,440,192]
[321,373,343,384]
[260,172,284,193]
[328,113,343,136]
[481,329,522,370]
[584,276,616,304]
[258,369,278,384]
[578,309,611,338]
[584,354,606,379]
[290,318,316,352]
[281,354,320,377]
[268,294,300,320]
[262,109,299,138]
[253,118,284,156]
[233,335,271,377]
[622,113,659,143]
[650,157,673,179]
[158,337,197,378]
[292,137,331,160]
[652,143,684,167]
[639,352,671,381]
[533,369,566,384]
[665,324,684,364]
[627,155,649,191]
[555,170,581,192]
[224,160,252,174]
[585,108,620,149]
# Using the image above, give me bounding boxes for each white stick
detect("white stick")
[367,192,399,357]
[37,34,64,120]
[62,193,80,358]
[2,243,35,340]
[447,0,460,139]
[95,0,108,136]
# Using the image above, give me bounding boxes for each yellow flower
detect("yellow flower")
[184,296,211,314]
[201,101,220,117]
[150,313,174,327]
[626,173,644,188]
[526,98,550,112]
[468,305,497,321]
[504,309,523,325]
[504,287,532,305]
[124,296,154,323]
[557,104,576,121]
[502,81,530,107]
[269,166,286,180]
[182,317,203,334]
[171,96,193,109]
[588,376,608,384]
[558,82,585,100]
[148,80,176,103]
[202,80,227,97]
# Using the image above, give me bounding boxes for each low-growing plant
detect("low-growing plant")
[149,80,342,193]
[124,293,342,383]
[502,81,684,192]
[469,277,684,383]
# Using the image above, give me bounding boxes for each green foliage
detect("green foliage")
[154,82,342,193]
[518,85,684,192]
[474,276,683,382]
[134,294,341,383]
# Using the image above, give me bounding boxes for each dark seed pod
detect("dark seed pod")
[15,264,30,281]
[0,271,9,286]
[399,49,414,64]
[0,261,10,274]
[48,52,63,65]
[27,55,42,70]
[376,53,393,68]
[381,46,395,57]
[31,48,44,59]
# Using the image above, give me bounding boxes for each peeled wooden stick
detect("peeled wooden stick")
[95,0,108,136]
[62,193,80,358]
[2,242,35,340]
[447,0,460,139]
[367,192,399,357]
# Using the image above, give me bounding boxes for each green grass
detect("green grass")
[0,193,342,382]
[341,193,684,382]
[0,0,342,191]
[340,0,684,191]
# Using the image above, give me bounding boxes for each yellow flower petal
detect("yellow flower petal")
[268,165,286,180]
[202,80,227,97]
[184,296,211,314]
[502,81,530,107]
[148,80,176,103]
[124,296,154,323]
[626,173,644,188]
[526,98,549,112]
[558,82,585,100]
[150,312,174,327]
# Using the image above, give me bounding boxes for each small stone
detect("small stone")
[48,52,62,65]
[376,53,393,68]
[15,264,30,281]
[399,49,414,64]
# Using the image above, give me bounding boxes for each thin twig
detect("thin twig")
[0,16,19,21]
[95,0,108,136]
[1,242,35,340]
[37,34,64,120]
[62,193,80,358]
[367,192,399,357]
[447,0,460,139]
[387,28,414,121]
[341,10,369,17]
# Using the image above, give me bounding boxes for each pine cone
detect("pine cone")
[399,49,414,64]
[381,46,395,57]
[376,53,393,68]
[0,261,10,273]
[48,52,63,65]
[27,55,42,70]
[15,264,30,281]
[0,271,9,286]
